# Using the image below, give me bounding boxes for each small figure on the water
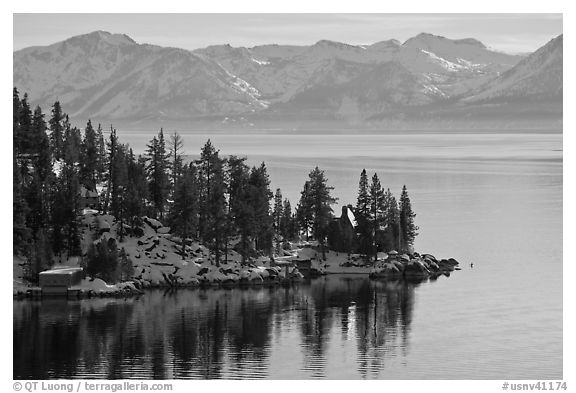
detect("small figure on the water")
[470,262,474,268]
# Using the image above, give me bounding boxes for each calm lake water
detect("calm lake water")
[13,131,563,379]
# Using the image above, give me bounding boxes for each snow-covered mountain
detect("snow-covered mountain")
[13,31,561,129]
[196,33,523,106]
[462,34,562,103]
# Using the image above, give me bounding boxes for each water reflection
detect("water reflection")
[14,275,429,379]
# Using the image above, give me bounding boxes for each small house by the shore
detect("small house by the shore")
[39,267,84,295]
[327,205,357,253]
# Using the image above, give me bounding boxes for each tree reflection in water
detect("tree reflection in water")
[14,275,427,379]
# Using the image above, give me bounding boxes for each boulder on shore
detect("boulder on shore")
[369,261,403,279]
[404,258,431,278]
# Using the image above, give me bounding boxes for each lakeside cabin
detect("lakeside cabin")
[39,267,84,295]
[78,186,99,209]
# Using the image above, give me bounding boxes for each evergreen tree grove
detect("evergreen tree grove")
[12,87,425,283]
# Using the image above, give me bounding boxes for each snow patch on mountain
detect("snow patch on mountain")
[456,58,486,70]
[421,84,448,98]
[251,57,270,66]
[420,50,465,72]
[216,62,270,108]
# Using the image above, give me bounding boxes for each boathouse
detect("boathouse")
[39,267,84,295]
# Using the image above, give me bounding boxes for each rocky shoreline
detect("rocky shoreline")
[369,252,460,279]
[13,213,461,300]
[13,265,308,300]
[13,253,461,300]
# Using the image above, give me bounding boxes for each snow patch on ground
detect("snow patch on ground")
[251,57,270,66]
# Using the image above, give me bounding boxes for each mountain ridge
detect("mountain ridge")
[13,31,562,130]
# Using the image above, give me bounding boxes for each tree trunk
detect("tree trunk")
[181,224,186,260]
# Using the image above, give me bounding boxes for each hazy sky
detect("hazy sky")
[14,13,562,53]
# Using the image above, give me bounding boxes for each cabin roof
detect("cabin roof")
[39,267,83,276]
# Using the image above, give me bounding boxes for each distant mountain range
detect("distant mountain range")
[13,31,562,130]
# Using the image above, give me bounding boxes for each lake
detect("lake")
[13,130,563,379]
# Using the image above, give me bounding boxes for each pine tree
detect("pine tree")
[368,173,386,261]
[399,185,419,253]
[13,88,29,255]
[80,120,98,190]
[50,180,66,259]
[51,133,82,259]
[95,123,106,183]
[280,198,295,240]
[13,88,23,153]
[384,188,401,252]
[306,167,337,260]
[111,144,129,242]
[18,94,33,155]
[62,134,82,256]
[103,126,118,214]
[63,122,82,165]
[196,139,219,240]
[296,180,313,240]
[249,163,274,256]
[29,106,53,235]
[273,188,283,252]
[273,188,283,232]
[31,107,52,181]
[168,131,184,194]
[227,155,252,261]
[158,128,170,198]
[145,129,170,219]
[21,106,50,238]
[13,154,31,255]
[49,101,65,160]
[356,169,369,219]
[205,158,227,267]
[125,150,148,229]
[355,169,372,257]
[169,163,200,259]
